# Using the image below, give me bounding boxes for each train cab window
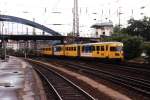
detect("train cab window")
[110,47,116,51]
[101,46,105,51]
[110,46,122,51]
[96,46,100,51]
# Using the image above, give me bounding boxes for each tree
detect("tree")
[125,17,150,40]
[113,25,120,34]
[144,43,150,63]
[122,36,144,59]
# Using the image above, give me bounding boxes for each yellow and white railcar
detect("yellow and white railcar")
[80,42,123,60]
[53,45,65,56]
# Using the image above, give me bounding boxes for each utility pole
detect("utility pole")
[118,7,123,31]
[73,0,79,37]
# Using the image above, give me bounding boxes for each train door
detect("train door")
[93,44,106,58]
[77,45,80,57]
[100,45,107,58]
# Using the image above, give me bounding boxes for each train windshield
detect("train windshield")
[110,46,122,51]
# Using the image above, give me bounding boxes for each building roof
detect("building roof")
[91,22,113,28]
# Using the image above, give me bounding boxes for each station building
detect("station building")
[91,22,113,37]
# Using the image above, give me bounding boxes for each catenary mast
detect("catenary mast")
[73,0,79,37]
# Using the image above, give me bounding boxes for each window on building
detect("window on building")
[102,32,105,35]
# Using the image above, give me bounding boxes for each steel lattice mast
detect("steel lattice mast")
[73,0,79,37]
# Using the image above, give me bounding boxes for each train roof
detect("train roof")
[53,42,123,46]
[80,42,123,45]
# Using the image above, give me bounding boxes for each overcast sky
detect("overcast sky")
[0,0,150,36]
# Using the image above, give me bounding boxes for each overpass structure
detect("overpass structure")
[0,15,61,36]
[0,35,100,43]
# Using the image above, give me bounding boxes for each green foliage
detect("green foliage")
[122,36,144,59]
[143,43,150,62]
[113,25,120,34]
[124,17,150,40]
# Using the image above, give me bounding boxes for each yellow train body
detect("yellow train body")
[40,42,124,60]
[41,47,53,56]
[65,44,78,57]
[80,42,123,60]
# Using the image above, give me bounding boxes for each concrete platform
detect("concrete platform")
[0,56,46,100]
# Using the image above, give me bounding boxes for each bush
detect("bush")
[122,36,144,60]
[144,44,150,62]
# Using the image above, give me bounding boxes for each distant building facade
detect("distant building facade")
[6,40,18,50]
[91,22,113,37]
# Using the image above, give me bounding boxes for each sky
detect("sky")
[0,0,150,36]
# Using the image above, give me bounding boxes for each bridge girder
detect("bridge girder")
[0,15,61,36]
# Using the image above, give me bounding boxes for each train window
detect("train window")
[110,47,116,51]
[74,47,76,51]
[110,46,122,51]
[89,46,92,52]
[71,47,74,51]
[96,46,100,51]
[84,45,92,53]
[85,46,88,52]
[55,47,61,51]
[101,46,104,51]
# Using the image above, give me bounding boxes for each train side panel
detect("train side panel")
[64,44,78,57]
[41,46,53,56]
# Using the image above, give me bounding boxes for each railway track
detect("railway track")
[38,57,150,80]
[37,58,150,97]
[74,60,150,80]
[28,60,95,100]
